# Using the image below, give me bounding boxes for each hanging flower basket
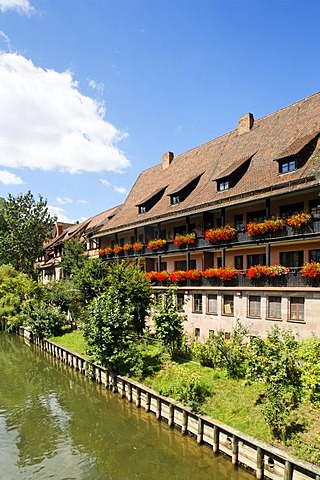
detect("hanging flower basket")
[173,232,196,247]
[204,225,237,243]
[146,239,167,251]
[286,212,313,229]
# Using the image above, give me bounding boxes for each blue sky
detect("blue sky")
[0,0,319,223]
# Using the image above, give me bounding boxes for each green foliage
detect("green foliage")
[152,287,186,357]
[0,264,43,331]
[246,327,302,440]
[106,260,152,335]
[84,288,137,373]
[72,257,108,303]
[192,320,250,378]
[60,236,86,278]
[45,279,80,313]
[0,191,55,275]
[298,335,320,403]
[152,363,211,412]
[22,301,65,338]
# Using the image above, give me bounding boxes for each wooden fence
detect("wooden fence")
[19,327,320,480]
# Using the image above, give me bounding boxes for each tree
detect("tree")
[60,235,87,278]
[0,191,55,275]
[72,257,108,303]
[152,287,186,357]
[246,326,302,440]
[84,288,137,373]
[106,260,152,335]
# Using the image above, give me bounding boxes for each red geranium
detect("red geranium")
[204,225,237,243]
[185,269,202,281]
[170,270,186,283]
[173,233,196,246]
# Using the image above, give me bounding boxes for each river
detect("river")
[0,333,254,480]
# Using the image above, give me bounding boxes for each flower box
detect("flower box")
[301,262,320,279]
[286,212,313,229]
[113,244,123,255]
[132,242,144,252]
[104,246,113,256]
[145,271,158,282]
[203,267,239,281]
[146,238,167,251]
[98,248,105,258]
[246,218,285,237]
[156,270,170,282]
[123,243,133,252]
[204,225,237,243]
[170,270,186,283]
[185,269,202,281]
[173,232,196,247]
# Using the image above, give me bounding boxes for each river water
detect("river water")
[0,334,253,480]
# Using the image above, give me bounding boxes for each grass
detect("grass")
[49,329,320,465]
[49,327,88,357]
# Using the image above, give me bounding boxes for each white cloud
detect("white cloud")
[56,196,73,205]
[78,199,88,204]
[88,79,104,96]
[0,52,130,174]
[0,0,34,14]
[0,169,24,184]
[100,178,111,188]
[114,186,127,195]
[48,205,75,224]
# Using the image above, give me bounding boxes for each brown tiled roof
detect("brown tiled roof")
[135,186,167,206]
[167,173,204,196]
[274,130,320,160]
[215,153,256,180]
[95,92,320,236]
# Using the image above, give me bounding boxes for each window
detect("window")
[193,294,203,313]
[194,328,201,339]
[310,199,320,218]
[247,209,266,223]
[247,254,266,268]
[310,250,320,262]
[222,295,234,316]
[208,330,215,338]
[279,159,296,173]
[156,261,167,271]
[248,296,261,318]
[290,297,304,321]
[207,294,217,314]
[234,255,243,270]
[171,195,180,205]
[176,293,185,311]
[234,214,244,232]
[174,259,196,270]
[279,202,304,218]
[138,234,144,243]
[218,179,229,191]
[139,206,146,214]
[280,251,303,268]
[268,296,281,320]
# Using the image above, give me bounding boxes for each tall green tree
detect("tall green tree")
[60,235,86,278]
[0,191,55,275]
[106,260,152,335]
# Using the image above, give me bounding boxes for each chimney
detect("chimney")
[162,151,174,170]
[238,113,254,135]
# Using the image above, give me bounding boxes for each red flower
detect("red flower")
[203,267,239,281]
[246,265,269,279]
[170,270,186,283]
[156,270,170,282]
[204,225,237,243]
[132,242,144,251]
[104,246,113,255]
[286,212,313,229]
[113,244,123,254]
[98,248,105,258]
[173,233,196,246]
[246,218,285,237]
[145,271,158,282]
[185,269,202,281]
[123,243,133,251]
[147,239,167,251]
[301,262,320,279]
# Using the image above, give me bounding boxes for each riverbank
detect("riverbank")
[48,328,320,467]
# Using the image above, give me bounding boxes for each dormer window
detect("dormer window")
[218,179,229,191]
[168,173,203,207]
[139,205,146,214]
[279,159,296,174]
[171,195,180,205]
[136,186,167,215]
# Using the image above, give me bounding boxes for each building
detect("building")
[44,92,320,339]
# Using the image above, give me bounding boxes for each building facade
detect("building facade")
[41,92,320,340]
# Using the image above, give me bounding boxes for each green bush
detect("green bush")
[23,301,65,338]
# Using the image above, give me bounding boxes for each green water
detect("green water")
[0,334,253,480]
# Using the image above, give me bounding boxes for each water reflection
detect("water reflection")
[0,334,253,480]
